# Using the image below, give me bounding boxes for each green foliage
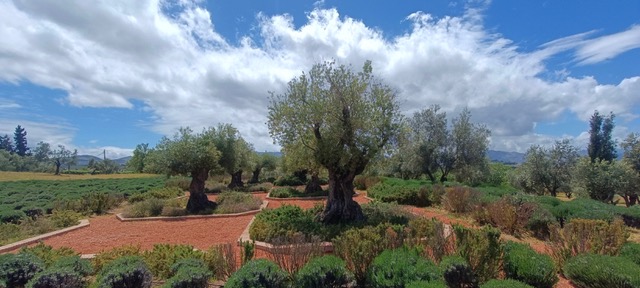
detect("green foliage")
[619,242,640,266]
[244,182,273,192]
[0,253,45,287]
[19,243,77,268]
[453,225,502,283]
[502,242,557,288]
[124,198,165,218]
[142,244,204,280]
[367,247,439,288]
[572,158,638,205]
[163,258,211,288]
[50,255,92,277]
[361,201,414,226]
[481,279,534,288]
[563,254,640,288]
[353,175,381,190]
[215,191,262,214]
[0,209,27,224]
[588,110,617,162]
[127,143,150,173]
[333,224,405,286]
[240,240,255,265]
[92,245,142,273]
[406,218,451,262]
[164,178,191,191]
[406,280,447,288]
[96,256,152,288]
[26,268,85,288]
[269,187,297,198]
[295,255,354,288]
[249,205,321,242]
[367,181,431,207]
[128,187,183,203]
[50,210,82,228]
[202,243,236,281]
[441,259,478,288]
[224,259,288,288]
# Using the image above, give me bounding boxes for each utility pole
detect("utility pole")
[103,149,106,161]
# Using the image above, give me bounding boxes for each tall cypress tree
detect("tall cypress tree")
[587,111,617,162]
[13,125,29,156]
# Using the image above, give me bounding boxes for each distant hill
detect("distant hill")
[487,150,525,165]
[74,155,131,168]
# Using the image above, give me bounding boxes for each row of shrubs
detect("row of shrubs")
[123,191,262,218]
[268,187,328,198]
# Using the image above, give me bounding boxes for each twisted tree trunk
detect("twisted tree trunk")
[304,171,322,194]
[228,170,244,189]
[320,170,364,224]
[187,169,216,213]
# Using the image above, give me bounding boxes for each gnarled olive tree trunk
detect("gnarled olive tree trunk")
[320,170,364,224]
[228,170,244,189]
[249,167,260,184]
[187,169,215,213]
[304,171,322,194]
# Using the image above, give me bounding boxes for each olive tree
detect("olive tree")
[268,61,402,223]
[281,139,325,193]
[50,145,78,175]
[573,158,639,206]
[154,127,221,212]
[514,139,579,197]
[249,152,278,184]
[399,105,447,182]
[210,124,254,189]
[622,133,640,173]
[127,143,150,173]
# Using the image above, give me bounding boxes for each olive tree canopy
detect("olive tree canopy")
[268,60,402,223]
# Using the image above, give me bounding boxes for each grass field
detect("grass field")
[0,171,160,182]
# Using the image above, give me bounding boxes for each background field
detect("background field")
[0,171,159,182]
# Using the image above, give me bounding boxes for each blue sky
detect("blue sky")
[0,0,639,158]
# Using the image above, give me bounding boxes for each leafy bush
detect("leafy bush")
[50,210,82,228]
[20,243,77,267]
[26,268,85,288]
[443,186,480,213]
[353,175,381,190]
[453,225,502,283]
[0,209,26,224]
[269,187,297,198]
[267,233,324,277]
[215,191,262,214]
[548,218,627,268]
[124,198,165,218]
[129,187,183,203]
[563,254,640,288]
[367,182,431,207]
[438,256,478,288]
[367,247,439,288]
[0,253,45,287]
[619,242,640,265]
[295,255,354,288]
[481,279,534,288]
[273,175,305,186]
[92,245,142,273]
[142,244,203,279]
[203,243,236,281]
[361,201,414,226]
[502,242,557,288]
[406,218,452,262]
[244,183,273,192]
[96,256,152,288]
[224,259,288,288]
[430,184,446,206]
[50,256,93,277]
[54,193,123,215]
[165,177,190,191]
[249,205,321,242]
[205,182,228,194]
[333,224,406,286]
[406,280,447,288]
[163,258,211,288]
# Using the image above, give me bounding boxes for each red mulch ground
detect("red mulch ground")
[6,190,574,287]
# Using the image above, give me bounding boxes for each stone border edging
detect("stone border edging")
[116,200,269,222]
[0,219,90,253]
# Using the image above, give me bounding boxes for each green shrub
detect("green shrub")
[129,187,183,203]
[367,247,439,288]
[96,256,152,288]
[54,193,122,215]
[502,242,557,288]
[92,245,142,273]
[203,243,236,281]
[0,253,45,287]
[563,254,640,288]
[333,224,406,286]
[406,218,451,262]
[50,256,92,277]
[205,182,227,193]
[0,209,26,224]
[124,198,165,218]
[361,201,414,226]
[367,182,431,207]
[430,184,446,206]
[481,279,534,288]
[165,177,190,191]
[224,259,288,288]
[249,205,321,242]
[216,191,262,214]
[26,268,85,288]
[619,242,640,265]
[453,225,502,283]
[273,175,305,186]
[295,255,354,288]
[269,187,296,198]
[443,186,480,213]
[20,243,77,268]
[142,244,203,279]
[406,280,447,288]
[244,183,273,192]
[50,210,82,228]
[163,258,211,288]
[438,256,477,288]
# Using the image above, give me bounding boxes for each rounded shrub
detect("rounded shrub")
[26,268,85,288]
[225,259,288,288]
[406,280,447,288]
[249,205,320,242]
[502,241,557,288]
[481,279,534,288]
[619,242,640,266]
[439,256,477,288]
[367,247,439,288]
[51,255,93,277]
[96,256,152,288]
[563,254,640,288]
[163,258,211,288]
[0,253,45,287]
[295,255,354,288]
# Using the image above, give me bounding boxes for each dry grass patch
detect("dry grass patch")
[0,171,158,182]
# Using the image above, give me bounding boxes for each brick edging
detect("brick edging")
[0,219,90,253]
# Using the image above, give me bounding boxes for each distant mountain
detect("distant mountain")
[487,150,525,165]
[74,155,131,168]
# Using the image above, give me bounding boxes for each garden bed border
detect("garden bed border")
[115,200,269,222]
[0,219,90,253]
